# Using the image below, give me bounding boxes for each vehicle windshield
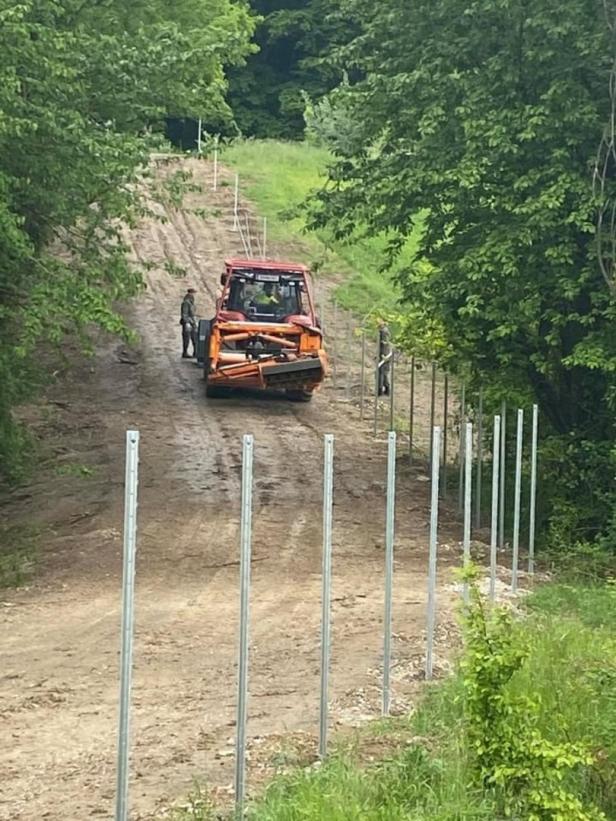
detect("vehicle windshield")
[224,271,311,321]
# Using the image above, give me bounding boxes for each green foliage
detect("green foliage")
[224,139,421,320]
[227,1,352,139]
[0,0,254,482]
[172,577,616,819]
[461,580,604,819]
[310,0,616,551]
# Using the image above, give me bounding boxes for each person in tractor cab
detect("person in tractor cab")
[180,287,198,358]
[251,281,281,313]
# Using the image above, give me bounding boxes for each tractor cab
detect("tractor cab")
[218,263,317,328]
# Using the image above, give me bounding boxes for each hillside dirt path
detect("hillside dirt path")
[0,157,468,820]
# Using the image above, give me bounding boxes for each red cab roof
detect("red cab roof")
[225,257,309,274]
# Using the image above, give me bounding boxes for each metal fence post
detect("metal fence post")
[332,302,338,393]
[360,330,366,420]
[213,139,219,190]
[511,410,524,593]
[475,388,483,529]
[374,333,380,437]
[499,400,507,548]
[115,431,140,821]
[346,314,352,402]
[458,384,466,513]
[409,356,415,465]
[463,422,473,603]
[442,374,449,497]
[382,431,397,715]
[319,434,334,759]
[490,416,501,601]
[429,363,436,470]
[389,350,395,432]
[528,405,539,576]
[234,435,254,815]
[233,174,239,232]
[425,426,441,681]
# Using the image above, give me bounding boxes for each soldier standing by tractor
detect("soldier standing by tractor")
[378,320,391,396]
[180,288,198,358]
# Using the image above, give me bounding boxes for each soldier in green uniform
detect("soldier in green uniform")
[180,288,198,358]
[378,320,391,396]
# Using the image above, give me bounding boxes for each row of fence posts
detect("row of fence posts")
[321,315,540,554]
[194,145,267,260]
[114,408,539,818]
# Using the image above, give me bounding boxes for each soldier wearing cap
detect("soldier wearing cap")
[180,288,198,358]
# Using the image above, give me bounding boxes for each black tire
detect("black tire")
[205,383,229,399]
[286,389,313,403]
[196,319,212,376]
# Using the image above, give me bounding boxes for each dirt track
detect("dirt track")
[0,158,466,820]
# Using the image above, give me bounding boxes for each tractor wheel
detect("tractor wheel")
[196,319,212,377]
[286,389,313,403]
[205,383,229,399]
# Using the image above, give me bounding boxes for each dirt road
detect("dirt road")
[0,158,464,820]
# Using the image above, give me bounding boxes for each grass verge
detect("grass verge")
[221,140,422,320]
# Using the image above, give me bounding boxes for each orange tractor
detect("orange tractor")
[196,258,328,401]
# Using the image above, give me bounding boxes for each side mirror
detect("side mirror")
[220,273,227,286]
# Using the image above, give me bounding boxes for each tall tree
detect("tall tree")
[0,0,254,480]
[312,0,616,549]
[227,0,351,138]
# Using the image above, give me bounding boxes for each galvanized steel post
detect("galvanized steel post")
[458,384,466,513]
[425,426,441,681]
[374,333,380,437]
[528,404,539,576]
[409,356,415,465]
[346,314,352,402]
[360,329,366,420]
[511,410,524,593]
[389,350,395,432]
[462,422,473,603]
[429,363,436,470]
[115,431,140,821]
[319,434,334,759]
[489,416,501,601]
[213,139,219,190]
[233,174,239,232]
[234,435,254,815]
[442,374,449,497]
[382,431,397,715]
[499,400,507,549]
[475,388,484,529]
[332,301,338,392]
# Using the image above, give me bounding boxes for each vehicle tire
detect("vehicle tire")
[286,389,313,402]
[205,383,229,399]
[196,319,212,375]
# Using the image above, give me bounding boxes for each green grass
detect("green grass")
[222,140,423,321]
[171,579,616,820]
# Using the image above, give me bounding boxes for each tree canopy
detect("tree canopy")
[227,0,351,138]
[0,0,254,479]
[310,0,616,548]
